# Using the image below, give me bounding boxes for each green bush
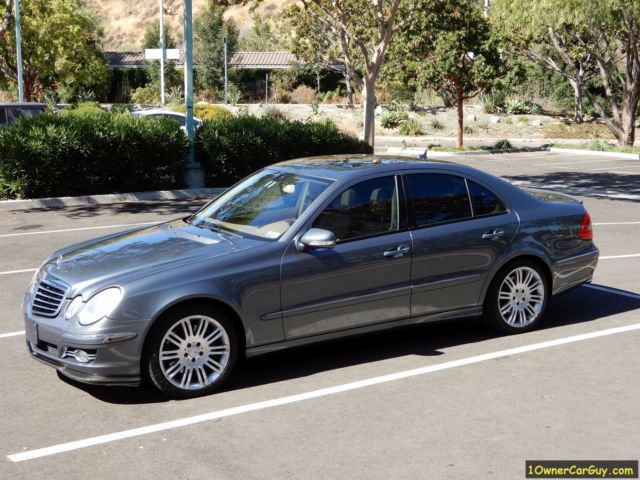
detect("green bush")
[0,114,189,198]
[380,104,410,128]
[494,139,513,150]
[399,119,422,136]
[196,115,372,186]
[172,104,233,122]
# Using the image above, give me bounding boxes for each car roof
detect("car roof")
[132,109,203,122]
[0,102,46,108]
[271,155,484,181]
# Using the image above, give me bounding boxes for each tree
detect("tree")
[0,0,109,101]
[194,1,239,91]
[494,0,640,146]
[0,0,12,37]
[286,0,416,147]
[287,6,359,105]
[492,0,594,123]
[389,0,510,147]
[238,12,289,52]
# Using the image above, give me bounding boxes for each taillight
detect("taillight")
[578,212,592,240]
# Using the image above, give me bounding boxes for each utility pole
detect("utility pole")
[483,0,489,17]
[15,0,24,102]
[223,37,228,104]
[159,0,166,104]
[265,73,268,104]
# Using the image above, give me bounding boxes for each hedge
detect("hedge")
[0,112,372,199]
[195,115,372,186]
[0,113,190,198]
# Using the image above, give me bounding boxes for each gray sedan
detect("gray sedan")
[23,156,598,398]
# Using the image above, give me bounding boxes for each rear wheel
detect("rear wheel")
[483,260,548,333]
[142,305,238,398]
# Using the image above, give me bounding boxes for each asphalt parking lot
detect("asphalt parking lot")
[1,151,639,480]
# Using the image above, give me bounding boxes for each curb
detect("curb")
[428,147,549,157]
[548,147,640,160]
[0,188,226,211]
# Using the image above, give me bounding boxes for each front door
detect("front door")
[281,175,412,340]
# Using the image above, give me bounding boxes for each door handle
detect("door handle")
[383,245,411,257]
[482,230,504,240]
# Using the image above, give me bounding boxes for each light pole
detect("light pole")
[183,0,203,187]
[14,0,24,102]
[159,0,166,104]
[223,36,228,104]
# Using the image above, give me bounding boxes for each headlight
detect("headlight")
[65,296,84,320]
[77,288,123,326]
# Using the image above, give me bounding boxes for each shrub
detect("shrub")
[131,85,160,104]
[172,104,233,122]
[463,125,475,135]
[399,119,422,136]
[429,119,444,130]
[494,139,513,150]
[0,114,189,198]
[504,97,543,115]
[262,106,288,121]
[195,115,372,186]
[289,85,316,104]
[380,103,410,128]
[227,83,243,105]
[479,91,506,114]
[58,102,106,117]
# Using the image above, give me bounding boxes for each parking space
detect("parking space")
[1,150,638,479]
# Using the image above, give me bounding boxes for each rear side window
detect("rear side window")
[467,180,506,216]
[406,174,471,226]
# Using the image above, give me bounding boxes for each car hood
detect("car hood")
[42,219,269,293]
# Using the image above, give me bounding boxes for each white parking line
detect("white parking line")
[7,321,640,463]
[0,268,37,276]
[599,254,640,260]
[0,330,24,339]
[0,222,157,239]
[584,284,640,300]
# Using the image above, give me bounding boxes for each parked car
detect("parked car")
[23,156,598,398]
[0,102,47,128]
[132,109,203,134]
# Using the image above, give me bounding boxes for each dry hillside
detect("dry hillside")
[87,0,293,51]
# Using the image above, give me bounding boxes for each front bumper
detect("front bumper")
[24,312,148,386]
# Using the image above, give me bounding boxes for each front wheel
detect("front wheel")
[483,261,548,334]
[142,305,238,399]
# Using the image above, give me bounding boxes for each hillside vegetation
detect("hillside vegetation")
[86,0,291,50]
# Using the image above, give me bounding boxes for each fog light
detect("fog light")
[74,349,90,363]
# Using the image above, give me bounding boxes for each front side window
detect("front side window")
[467,180,506,216]
[313,176,398,242]
[190,169,330,239]
[406,173,472,226]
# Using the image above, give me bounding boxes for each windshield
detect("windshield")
[190,169,331,240]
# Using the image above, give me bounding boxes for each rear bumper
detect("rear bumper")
[552,246,599,295]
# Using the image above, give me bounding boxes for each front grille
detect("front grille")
[31,275,69,317]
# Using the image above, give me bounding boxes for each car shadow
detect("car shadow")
[67,284,639,404]
[503,171,640,201]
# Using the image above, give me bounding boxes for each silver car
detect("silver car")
[23,156,599,398]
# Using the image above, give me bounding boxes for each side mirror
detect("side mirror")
[296,228,337,251]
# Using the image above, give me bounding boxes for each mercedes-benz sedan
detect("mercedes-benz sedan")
[23,156,598,398]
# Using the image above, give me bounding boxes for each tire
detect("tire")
[483,260,549,334]
[142,304,238,399]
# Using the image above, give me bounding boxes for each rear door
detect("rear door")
[405,172,519,316]
[280,174,413,339]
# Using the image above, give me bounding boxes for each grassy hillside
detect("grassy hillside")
[87,0,292,51]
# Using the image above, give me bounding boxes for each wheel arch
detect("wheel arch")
[480,253,553,305]
[141,296,248,362]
